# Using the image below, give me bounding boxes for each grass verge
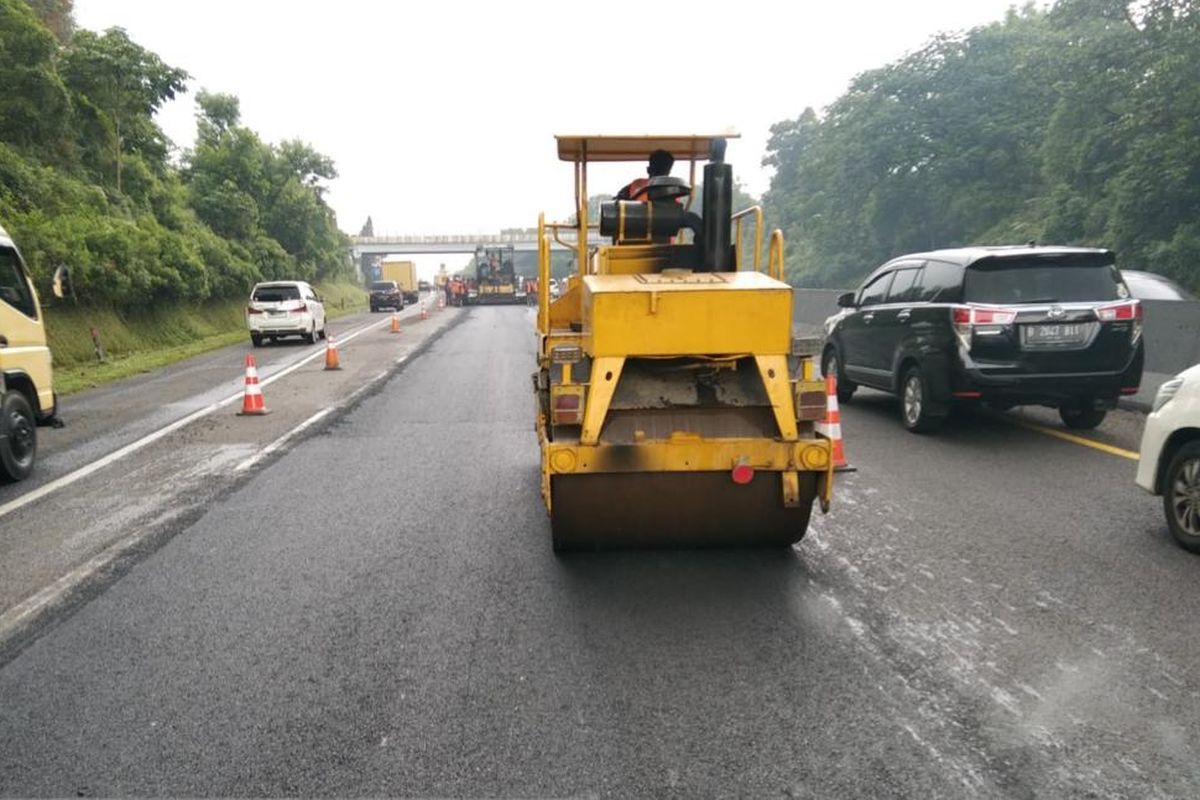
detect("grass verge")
[47,282,368,396]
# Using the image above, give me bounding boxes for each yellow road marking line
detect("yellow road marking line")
[1007,418,1140,461]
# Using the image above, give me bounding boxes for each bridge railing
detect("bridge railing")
[351,231,606,247]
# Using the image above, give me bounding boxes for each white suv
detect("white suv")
[1136,363,1200,552]
[246,281,326,346]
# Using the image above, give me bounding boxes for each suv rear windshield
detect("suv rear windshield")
[370,282,397,291]
[252,285,301,302]
[964,256,1125,305]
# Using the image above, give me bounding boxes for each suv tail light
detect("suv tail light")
[971,308,1017,325]
[294,301,307,313]
[951,304,1017,347]
[952,305,1017,325]
[1097,300,1142,344]
[1096,301,1141,321]
[247,306,263,315]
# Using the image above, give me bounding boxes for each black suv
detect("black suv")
[822,246,1144,433]
[369,281,404,312]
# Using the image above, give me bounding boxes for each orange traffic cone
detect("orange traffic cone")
[816,374,854,472]
[324,327,342,370]
[237,354,269,416]
[419,300,429,321]
[389,312,402,334]
[437,293,445,310]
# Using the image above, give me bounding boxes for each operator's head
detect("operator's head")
[647,149,674,177]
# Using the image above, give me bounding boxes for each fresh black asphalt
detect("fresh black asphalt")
[2,306,1196,798]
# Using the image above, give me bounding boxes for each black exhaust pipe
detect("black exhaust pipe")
[701,142,733,272]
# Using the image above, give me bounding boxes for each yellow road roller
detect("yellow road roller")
[534,134,835,550]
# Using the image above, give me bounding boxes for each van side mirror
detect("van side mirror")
[52,265,73,300]
[837,291,856,308]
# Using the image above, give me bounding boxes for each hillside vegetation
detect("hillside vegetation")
[763,0,1200,291]
[0,0,350,309]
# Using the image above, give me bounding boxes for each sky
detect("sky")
[74,0,1029,274]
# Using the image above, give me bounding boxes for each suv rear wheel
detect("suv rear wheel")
[900,365,944,433]
[1164,441,1200,553]
[821,348,856,403]
[0,392,37,482]
[1059,402,1106,430]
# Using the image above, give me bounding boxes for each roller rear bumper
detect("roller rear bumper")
[542,435,835,516]
[544,436,830,475]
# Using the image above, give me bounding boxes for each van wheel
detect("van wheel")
[1059,403,1106,429]
[901,365,944,434]
[0,392,37,482]
[821,348,856,402]
[1164,442,1200,553]
[251,334,263,347]
[305,325,318,345]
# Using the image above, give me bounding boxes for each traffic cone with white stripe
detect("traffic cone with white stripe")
[237,354,269,416]
[389,312,402,334]
[419,299,429,320]
[816,374,854,472]
[437,293,445,310]
[324,327,342,370]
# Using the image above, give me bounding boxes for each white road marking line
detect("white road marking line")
[0,525,166,637]
[0,316,392,521]
[0,349,419,647]
[233,408,334,473]
[231,354,410,473]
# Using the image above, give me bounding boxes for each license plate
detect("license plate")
[268,309,286,316]
[1022,323,1087,345]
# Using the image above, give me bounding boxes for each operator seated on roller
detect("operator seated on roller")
[616,149,674,202]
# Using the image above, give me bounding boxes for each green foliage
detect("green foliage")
[0,0,71,161]
[0,4,352,309]
[59,27,188,188]
[763,0,1200,292]
[25,0,71,42]
[184,90,350,285]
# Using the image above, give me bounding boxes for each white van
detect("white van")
[245,281,326,346]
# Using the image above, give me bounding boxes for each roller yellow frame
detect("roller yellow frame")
[534,134,836,551]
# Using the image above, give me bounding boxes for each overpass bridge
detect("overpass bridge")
[348,231,610,280]
[349,231,608,257]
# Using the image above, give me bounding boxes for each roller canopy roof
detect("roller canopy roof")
[555,133,739,162]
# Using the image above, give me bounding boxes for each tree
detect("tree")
[185,89,349,283]
[0,0,71,160]
[25,0,73,43]
[59,27,188,191]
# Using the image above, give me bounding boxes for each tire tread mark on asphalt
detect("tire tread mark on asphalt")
[801,480,1186,800]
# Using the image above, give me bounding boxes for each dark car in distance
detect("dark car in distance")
[369,280,404,312]
[822,246,1144,433]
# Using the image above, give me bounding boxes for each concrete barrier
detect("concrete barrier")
[1140,299,1200,375]
[792,288,845,337]
[792,288,1200,408]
